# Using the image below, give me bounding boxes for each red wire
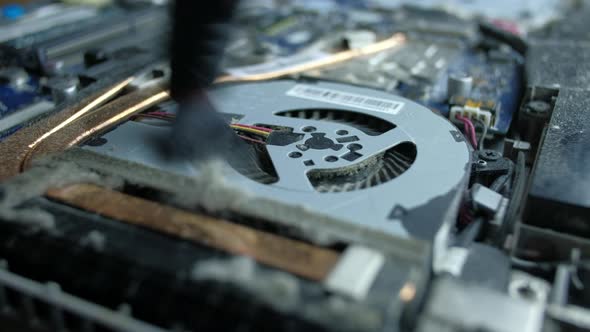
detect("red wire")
[467,120,478,149]
[136,113,272,132]
[458,205,474,226]
[134,113,273,138]
[238,135,266,145]
[232,123,273,133]
[146,111,176,118]
[455,115,478,149]
[134,114,174,121]
[465,119,477,148]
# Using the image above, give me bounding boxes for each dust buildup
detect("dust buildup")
[0,156,122,231]
[191,256,383,331]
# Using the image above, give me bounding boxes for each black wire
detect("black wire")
[495,151,526,245]
[479,20,527,55]
[511,257,590,270]
[490,160,515,195]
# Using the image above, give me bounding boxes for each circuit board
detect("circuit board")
[425,49,523,134]
[0,77,41,117]
[2,2,590,332]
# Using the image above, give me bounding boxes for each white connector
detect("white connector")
[449,105,494,128]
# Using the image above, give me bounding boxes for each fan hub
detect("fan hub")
[303,133,344,151]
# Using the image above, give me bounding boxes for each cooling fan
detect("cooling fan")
[84,80,471,240]
[233,107,417,194]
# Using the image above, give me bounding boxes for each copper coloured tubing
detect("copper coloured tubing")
[215,33,406,83]
[0,78,133,181]
[20,85,170,171]
[0,34,407,181]
[46,183,341,281]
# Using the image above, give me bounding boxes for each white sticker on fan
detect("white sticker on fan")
[286,84,404,115]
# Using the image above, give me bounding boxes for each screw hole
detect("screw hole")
[302,126,316,133]
[85,137,108,147]
[336,129,349,135]
[289,152,303,158]
[325,156,338,162]
[517,284,537,300]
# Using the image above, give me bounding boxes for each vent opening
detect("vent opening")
[308,142,417,193]
[276,109,395,136]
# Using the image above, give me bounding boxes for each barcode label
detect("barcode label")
[286,84,404,115]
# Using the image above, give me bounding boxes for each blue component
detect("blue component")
[0,76,48,138]
[2,4,25,20]
[0,125,21,141]
[415,49,523,135]
[0,77,43,118]
[494,62,523,135]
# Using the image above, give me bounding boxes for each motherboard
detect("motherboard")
[0,1,589,332]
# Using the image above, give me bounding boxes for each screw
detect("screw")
[478,149,501,161]
[517,284,537,300]
[524,100,551,117]
[84,48,108,67]
[85,137,108,147]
